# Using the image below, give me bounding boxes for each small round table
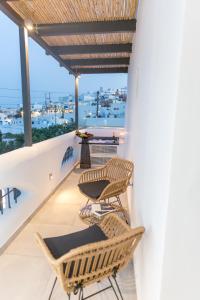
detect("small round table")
[79,203,128,225]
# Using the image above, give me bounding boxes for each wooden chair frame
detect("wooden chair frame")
[79,157,134,222]
[35,213,144,299]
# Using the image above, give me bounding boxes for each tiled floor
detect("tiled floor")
[0,168,137,300]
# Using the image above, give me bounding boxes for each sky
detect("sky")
[0,11,128,103]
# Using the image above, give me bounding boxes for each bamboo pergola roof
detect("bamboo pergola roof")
[42,32,134,46]
[1,0,138,75]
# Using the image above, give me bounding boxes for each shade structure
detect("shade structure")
[1,0,138,75]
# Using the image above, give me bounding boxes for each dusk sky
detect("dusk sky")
[0,11,128,103]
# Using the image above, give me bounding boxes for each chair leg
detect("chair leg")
[112,275,124,300]
[116,196,129,224]
[48,277,57,300]
[79,287,83,300]
[108,277,120,300]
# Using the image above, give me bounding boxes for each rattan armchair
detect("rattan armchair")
[78,157,134,222]
[35,213,144,300]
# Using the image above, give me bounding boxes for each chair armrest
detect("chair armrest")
[99,213,131,238]
[79,166,107,184]
[35,233,57,265]
[35,233,71,286]
[98,178,127,200]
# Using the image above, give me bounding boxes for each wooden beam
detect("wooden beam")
[0,1,23,25]
[0,2,76,76]
[51,44,132,55]
[73,67,128,74]
[37,19,136,36]
[64,57,130,66]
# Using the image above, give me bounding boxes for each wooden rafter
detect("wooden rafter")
[64,58,130,66]
[73,67,128,74]
[37,19,136,36]
[50,44,132,55]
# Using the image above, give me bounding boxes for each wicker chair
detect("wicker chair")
[35,213,144,300]
[78,157,134,222]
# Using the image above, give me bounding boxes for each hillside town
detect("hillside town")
[0,87,127,153]
[0,87,127,135]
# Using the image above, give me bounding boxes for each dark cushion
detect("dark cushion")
[78,180,110,199]
[44,224,107,259]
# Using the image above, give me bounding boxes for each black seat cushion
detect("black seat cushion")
[44,224,107,259]
[78,180,110,199]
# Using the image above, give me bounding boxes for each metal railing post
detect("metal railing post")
[75,75,79,129]
[19,26,32,146]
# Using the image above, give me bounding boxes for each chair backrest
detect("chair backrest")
[105,157,134,183]
[57,224,144,293]
[35,214,144,294]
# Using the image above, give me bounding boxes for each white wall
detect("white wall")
[126,0,186,300]
[160,1,200,299]
[0,131,79,248]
